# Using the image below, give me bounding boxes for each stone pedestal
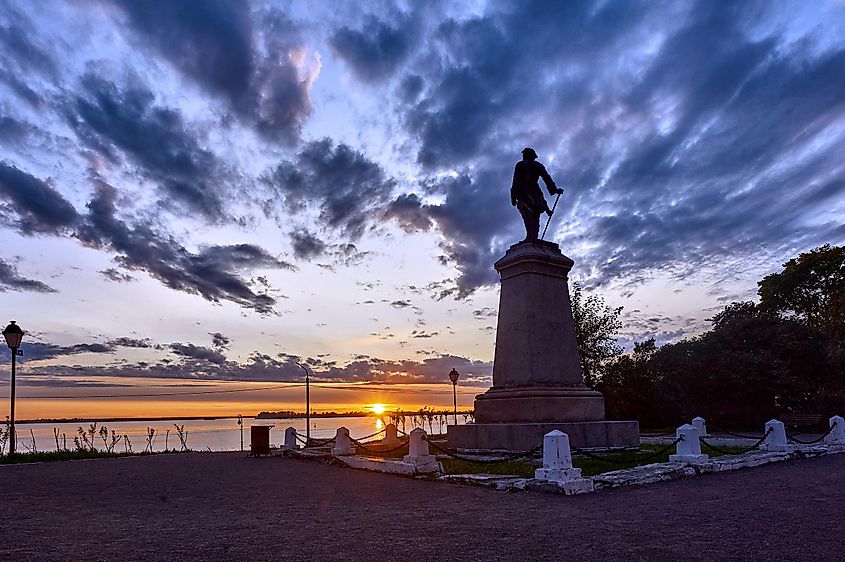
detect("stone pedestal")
[449,241,638,451]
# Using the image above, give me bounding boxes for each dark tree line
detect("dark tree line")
[574,245,844,429]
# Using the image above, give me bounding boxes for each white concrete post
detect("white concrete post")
[824,416,845,447]
[406,427,430,457]
[534,430,594,493]
[383,423,400,448]
[692,416,708,437]
[534,430,581,481]
[331,427,356,456]
[760,419,792,452]
[669,424,708,464]
[282,427,299,450]
[402,428,440,473]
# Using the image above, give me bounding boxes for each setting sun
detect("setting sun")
[370,404,386,415]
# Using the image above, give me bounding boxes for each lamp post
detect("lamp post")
[3,321,24,455]
[298,363,310,442]
[448,368,460,426]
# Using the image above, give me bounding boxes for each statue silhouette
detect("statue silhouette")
[510,147,563,242]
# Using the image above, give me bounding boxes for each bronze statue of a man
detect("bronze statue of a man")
[511,147,563,242]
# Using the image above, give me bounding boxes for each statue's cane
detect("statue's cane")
[540,190,563,240]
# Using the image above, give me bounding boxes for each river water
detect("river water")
[9,415,461,453]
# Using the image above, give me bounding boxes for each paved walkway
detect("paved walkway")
[1,452,843,561]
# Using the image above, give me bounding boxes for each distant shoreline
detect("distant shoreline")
[17,412,374,424]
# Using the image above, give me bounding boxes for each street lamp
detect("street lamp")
[448,368,460,426]
[298,363,310,443]
[3,320,24,455]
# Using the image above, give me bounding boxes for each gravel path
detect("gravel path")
[0,451,842,561]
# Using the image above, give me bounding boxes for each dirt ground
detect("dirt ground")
[0,451,843,561]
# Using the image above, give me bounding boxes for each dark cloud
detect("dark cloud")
[0,162,79,235]
[22,341,115,361]
[109,1,315,142]
[27,344,493,386]
[265,138,396,238]
[0,258,55,293]
[99,268,135,283]
[371,0,845,296]
[107,337,151,348]
[401,1,649,169]
[316,353,491,385]
[68,74,225,219]
[382,193,433,232]
[330,14,416,81]
[169,343,227,365]
[210,332,230,350]
[0,11,58,77]
[385,168,517,296]
[77,179,292,313]
[0,114,31,144]
[289,229,326,260]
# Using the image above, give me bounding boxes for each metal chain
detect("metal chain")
[707,426,769,439]
[349,436,410,455]
[699,427,773,455]
[786,420,837,444]
[643,429,678,437]
[570,436,683,466]
[304,436,335,447]
[423,436,542,464]
[355,427,387,442]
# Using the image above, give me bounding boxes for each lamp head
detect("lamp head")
[448,368,460,384]
[3,320,23,349]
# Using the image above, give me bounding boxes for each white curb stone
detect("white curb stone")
[331,427,356,456]
[824,416,845,446]
[383,423,401,448]
[760,419,793,452]
[534,430,594,494]
[402,428,441,473]
[282,427,299,450]
[692,416,709,437]
[669,424,709,464]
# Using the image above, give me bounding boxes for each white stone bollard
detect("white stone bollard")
[383,423,400,448]
[692,416,708,437]
[282,427,299,450]
[534,430,580,481]
[760,419,792,452]
[402,428,440,473]
[669,424,709,464]
[824,416,845,447]
[331,427,356,456]
[534,430,594,494]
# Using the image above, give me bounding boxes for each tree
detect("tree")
[570,283,623,387]
[758,244,845,345]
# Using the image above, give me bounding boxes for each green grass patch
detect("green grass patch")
[441,458,536,477]
[438,443,750,478]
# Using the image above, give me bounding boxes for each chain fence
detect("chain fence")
[349,436,410,456]
[570,436,683,466]
[698,427,773,455]
[707,426,768,439]
[422,436,542,464]
[786,420,837,445]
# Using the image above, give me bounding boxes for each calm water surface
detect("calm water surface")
[12,416,460,453]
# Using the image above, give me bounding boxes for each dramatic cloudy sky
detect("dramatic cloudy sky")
[0,0,843,417]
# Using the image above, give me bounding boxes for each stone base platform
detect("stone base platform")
[474,386,606,423]
[448,421,639,452]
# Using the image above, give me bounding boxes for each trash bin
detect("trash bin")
[250,425,273,456]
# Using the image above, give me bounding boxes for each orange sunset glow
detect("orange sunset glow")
[4,377,478,421]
